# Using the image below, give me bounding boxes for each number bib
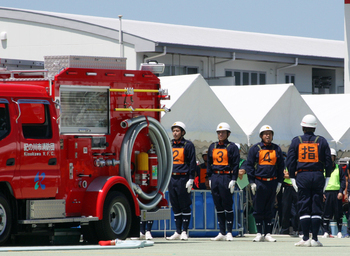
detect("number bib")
[173,148,185,165]
[258,150,277,165]
[298,143,319,163]
[213,148,229,166]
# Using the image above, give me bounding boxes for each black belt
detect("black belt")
[172,172,187,176]
[256,176,277,181]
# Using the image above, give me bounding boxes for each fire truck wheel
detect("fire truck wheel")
[96,191,132,241]
[0,193,12,245]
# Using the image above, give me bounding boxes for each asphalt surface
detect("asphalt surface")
[0,234,350,256]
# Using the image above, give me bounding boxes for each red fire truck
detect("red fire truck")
[0,56,172,244]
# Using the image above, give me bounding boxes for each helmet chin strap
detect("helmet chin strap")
[175,136,183,142]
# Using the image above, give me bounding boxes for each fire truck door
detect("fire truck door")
[17,100,59,199]
[0,99,19,195]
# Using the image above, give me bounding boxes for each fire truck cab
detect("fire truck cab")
[0,56,172,244]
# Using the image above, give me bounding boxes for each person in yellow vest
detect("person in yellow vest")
[236,143,247,180]
[322,148,346,238]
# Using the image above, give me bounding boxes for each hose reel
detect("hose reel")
[119,116,172,210]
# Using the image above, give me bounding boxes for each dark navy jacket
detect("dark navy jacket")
[246,141,284,184]
[286,132,332,178]
[207,139,240,181]
[172,138,196,179]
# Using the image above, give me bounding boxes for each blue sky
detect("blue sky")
[0,0,344,40]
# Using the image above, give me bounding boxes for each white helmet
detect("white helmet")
[235,143,241,150]
[300,114,317,128]
[216,122,231,132]
[330,148,337,156]
[171,121,186,134]
[202,149,208,155]
[259,125,274,136]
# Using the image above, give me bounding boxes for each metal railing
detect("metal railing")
[152,189,246,237]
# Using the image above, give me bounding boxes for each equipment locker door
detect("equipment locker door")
[17,99,60,199]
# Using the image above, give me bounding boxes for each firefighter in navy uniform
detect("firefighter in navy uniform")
[166,121,196,241]
[322,148,346,238]
[207,122,240,241]
[286,114,332,247]
[280,152,299,236]
[246,125,284,242]
[194,149,208,189]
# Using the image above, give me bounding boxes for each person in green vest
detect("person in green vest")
[235,143,247,180]
[322,148,346,238]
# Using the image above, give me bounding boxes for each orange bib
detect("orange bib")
[258,149,277,165]
[213,148,229,166]
[298,143,319,163]
[173,148,185,164]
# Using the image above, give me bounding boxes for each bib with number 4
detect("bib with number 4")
[258,149,277,165]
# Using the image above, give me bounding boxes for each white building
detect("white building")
[0,7,345,94]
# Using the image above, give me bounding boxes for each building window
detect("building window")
[161,65,198,76]
[225,70,266,85]
[285,74,295,84]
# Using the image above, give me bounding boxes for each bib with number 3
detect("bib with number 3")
[213,148,229,165]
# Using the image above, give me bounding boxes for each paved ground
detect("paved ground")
[0,234,349,256]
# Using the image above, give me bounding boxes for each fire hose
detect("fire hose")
[119,116,172,210]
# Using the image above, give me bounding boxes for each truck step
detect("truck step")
[18,216,99,225]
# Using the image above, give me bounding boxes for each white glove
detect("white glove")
[250,183,257,195]
[276,182,282,194]
[228,180,236,194]
[323,177,330,193]
[186,179,194,193]
[290,178,298,192]
[209,180,211,189]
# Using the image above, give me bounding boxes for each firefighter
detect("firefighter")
[286,114,332,247]
[166,121,196,241]
[194,149,208,189]
[207,122,240,241]
[322,148,346,238]
[280,152,299,236]
[246,125,284,242]
[140,220,154,240]
[236,143,247,180]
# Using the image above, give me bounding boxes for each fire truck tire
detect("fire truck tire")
[0,193,12,245]
[95,191,132,241]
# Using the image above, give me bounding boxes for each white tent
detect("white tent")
[211,84,333,146]
[302,94,350,150]
[160,74,247,146]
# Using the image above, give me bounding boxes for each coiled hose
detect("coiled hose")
[119,116,172,210]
